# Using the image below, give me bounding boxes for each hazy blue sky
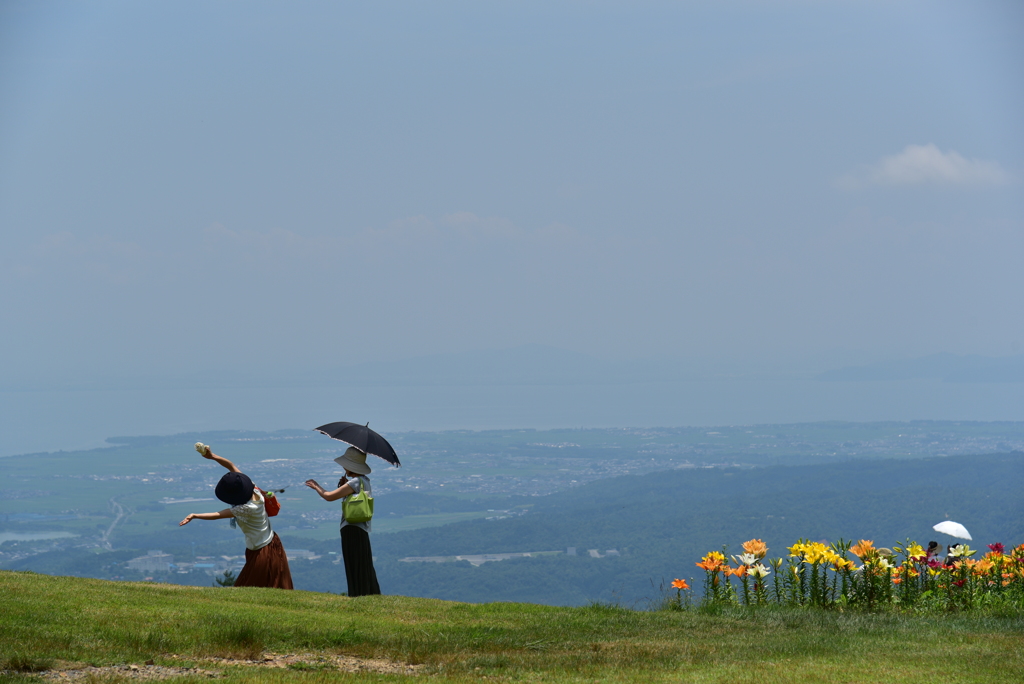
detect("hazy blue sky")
[1,1,1023,453]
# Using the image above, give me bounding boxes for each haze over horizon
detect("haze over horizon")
[2,1,1022,455]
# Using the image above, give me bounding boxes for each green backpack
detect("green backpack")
[342,477,374,523]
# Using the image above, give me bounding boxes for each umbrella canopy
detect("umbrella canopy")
[314,421,401,467]
[932,520,972,540]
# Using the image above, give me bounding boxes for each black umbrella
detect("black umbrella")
[314,421,401,467]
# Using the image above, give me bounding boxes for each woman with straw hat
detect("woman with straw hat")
[305,446,381,596]
[180,443,293,589]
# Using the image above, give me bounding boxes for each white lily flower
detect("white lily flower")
[733,553,757,566]
[949,544,976,558]
[748,563,771,579]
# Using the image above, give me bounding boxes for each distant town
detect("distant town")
[3,422,1023,576]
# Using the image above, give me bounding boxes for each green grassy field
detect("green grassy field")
[2,570,1022,683]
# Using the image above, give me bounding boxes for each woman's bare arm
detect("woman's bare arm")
[202,449,241,473]
[305,479,354,502]
[179,509,234,526]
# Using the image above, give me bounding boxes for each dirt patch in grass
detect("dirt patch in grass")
[30,663,217,681]
[15,652,423,681]
[200,652,423,675]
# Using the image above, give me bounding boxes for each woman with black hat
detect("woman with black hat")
[179,443,293,589]
[305,446,381,597]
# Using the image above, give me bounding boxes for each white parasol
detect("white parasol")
[932,520,972,540]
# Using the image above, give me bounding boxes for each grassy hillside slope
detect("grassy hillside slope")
[2,571,1024,683]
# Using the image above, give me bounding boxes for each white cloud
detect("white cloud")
[838,144,1013,189]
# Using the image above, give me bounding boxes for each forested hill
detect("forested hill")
[375,451,1023,558]
[350,452,1024,605]
[8,450,1021,607]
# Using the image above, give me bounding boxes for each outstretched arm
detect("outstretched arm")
[201,448,241,473]
[305,479,354,502]
[180,509,234,525]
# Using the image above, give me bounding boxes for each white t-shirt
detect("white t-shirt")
[341,476,371,534]
[230,489,274,550]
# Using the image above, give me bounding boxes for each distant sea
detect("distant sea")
[2,379,1022,457]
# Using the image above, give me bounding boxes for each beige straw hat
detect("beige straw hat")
[333,446,371,475]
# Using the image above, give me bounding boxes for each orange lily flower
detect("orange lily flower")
[973,559,994,574]
[742,539,768,558]
[850,540,875,558]
[671,578,689,590]
[696,551,726,572]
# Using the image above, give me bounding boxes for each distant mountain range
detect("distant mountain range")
[7,345,1023,391]
[817,353,1024,383]
[180,348,1024,387]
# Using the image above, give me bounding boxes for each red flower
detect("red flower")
[953,579,966,588]
[988,543,1005,554]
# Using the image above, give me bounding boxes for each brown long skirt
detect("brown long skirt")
[235,533,293,589]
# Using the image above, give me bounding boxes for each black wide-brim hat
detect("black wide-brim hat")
[215,472,255,506]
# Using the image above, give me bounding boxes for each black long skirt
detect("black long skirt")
[341,526,380,597]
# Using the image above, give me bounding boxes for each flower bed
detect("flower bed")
[674,539,1024,610]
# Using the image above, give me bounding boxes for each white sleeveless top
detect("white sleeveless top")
[230,489,274,550]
